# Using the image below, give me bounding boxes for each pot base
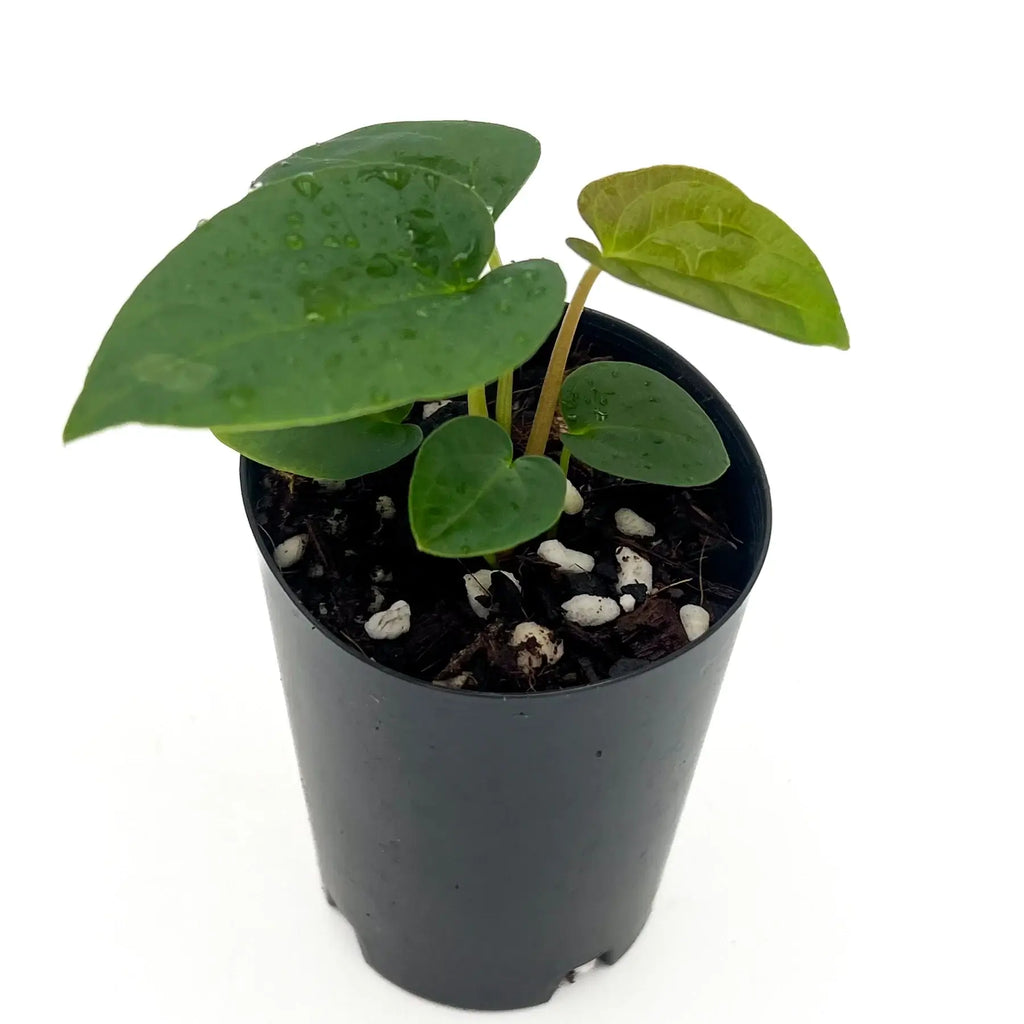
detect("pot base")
[325,885,650,1010]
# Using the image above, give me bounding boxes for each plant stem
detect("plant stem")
[489,248,515,435]
[496,376,513,433]
[545,446,573,539]
[467,386,488,417]
[466,249,507,421]
[525,263,601,456]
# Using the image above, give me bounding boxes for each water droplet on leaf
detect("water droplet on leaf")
[366,254,398,278]
[292,175,323,199]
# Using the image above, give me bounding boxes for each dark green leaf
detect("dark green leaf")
[568,165,848,349]
[560,361,730,486]
[409,416,566,557]
[213,404,421,479]
[255,120,540,219]
[64,163,566,441]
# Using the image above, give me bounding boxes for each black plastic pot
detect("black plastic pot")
[241,308,771,1010]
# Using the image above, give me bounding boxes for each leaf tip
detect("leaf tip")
[828,316,851,351]
[62,403,90,444]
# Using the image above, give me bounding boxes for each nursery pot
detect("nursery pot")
[240,308,771,1011]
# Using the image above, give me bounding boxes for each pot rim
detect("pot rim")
[241,306,772,701]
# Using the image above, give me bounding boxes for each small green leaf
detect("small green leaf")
[560,362,729,486]
[214,405,421,479]
[568,165,848,349]
[255,120,540,219]
[409,417,566,557]
[64,163,566,441]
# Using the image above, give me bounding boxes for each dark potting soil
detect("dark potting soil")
[251,334,746,694]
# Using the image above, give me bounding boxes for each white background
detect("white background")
[3,1,1022,1020]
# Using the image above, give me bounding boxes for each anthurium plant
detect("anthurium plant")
[64,121,847,559]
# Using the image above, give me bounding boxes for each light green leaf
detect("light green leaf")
[64,163,566,441]
[568,165,848,349]
[409,417,566,557]
[214,404,421,479]
[560,361,729,486]
[255,120,540,219]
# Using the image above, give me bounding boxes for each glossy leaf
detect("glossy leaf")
[560,361,729,486]
[409,416,566,557]
[255,120,540,219]
[64,164,566,441]
[214,404,421,479]
[568,165,848,349]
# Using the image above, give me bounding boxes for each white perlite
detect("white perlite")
[616,546,653,593]
[561,595,621,628]
[434,672,474,689]
[619,593,636,613]
[615,507,656,538]
[464,570,521,620]
[679,604,711,641]
[422,399,451,418]
[368,586,386,614]
[563,479,584,515]
[273,534,308,568]
[537,539,594,575]
[375,495,396,519]
[510,622,564,673]
[365,600,411,640]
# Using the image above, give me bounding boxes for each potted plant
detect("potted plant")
[64,121,847,1010]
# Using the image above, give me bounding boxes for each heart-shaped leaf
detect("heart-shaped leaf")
[567,165,848,349]
[214,404,421,479]
[64,163,566,441]
[255,120,540,219]
[560,361,730,486]
[409,416,566,557]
